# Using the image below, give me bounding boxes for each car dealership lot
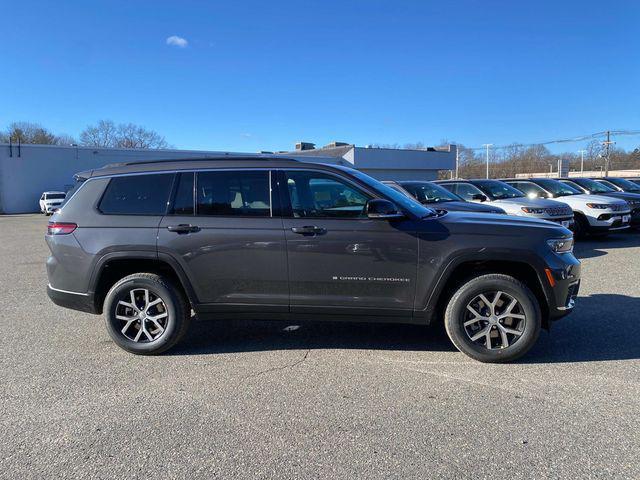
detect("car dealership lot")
[1,215,639,479]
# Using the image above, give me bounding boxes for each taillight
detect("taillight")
[47,222,77,235]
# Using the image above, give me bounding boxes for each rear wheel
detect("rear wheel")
[444,274,541,363]
[103,273,191,355]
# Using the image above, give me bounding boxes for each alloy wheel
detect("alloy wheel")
[115,288,169,342]
[463,291,526,350]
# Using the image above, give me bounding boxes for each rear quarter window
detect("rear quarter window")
[99,174,174,215]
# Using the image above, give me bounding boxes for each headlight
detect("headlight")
[521,207,546,214]
[586,203,611,209]
[547,237,574,254]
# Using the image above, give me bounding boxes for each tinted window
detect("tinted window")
[473,180,524,199]
[47,193,66,200]
[604,178,640,192]
[400,182,461,203]
[535,179,580,196]
[284,170,370,218]
[442,182,484,201]
[171,172,194,215]
[99,174,173,215]
[573,178,615,193]
[511,181,547,197]
[196,171,270,217]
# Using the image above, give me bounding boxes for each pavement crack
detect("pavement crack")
[247,349,311,378]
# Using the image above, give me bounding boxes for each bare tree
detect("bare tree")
[1,122,75,145]
[80,120,169,149]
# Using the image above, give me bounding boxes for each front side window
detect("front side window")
[473,180,524,200]
[196,171,270,217]
[444,182,485,202]
[511,181,547,197]
[284,170,371,218]
[99,174,174,215]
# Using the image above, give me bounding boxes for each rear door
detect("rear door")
[278,169,418,317]
[157,169,288,312]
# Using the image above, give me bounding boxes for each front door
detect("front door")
[278,169,418,317]
[157,170,288,312]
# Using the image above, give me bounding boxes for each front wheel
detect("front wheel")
[103,273,191,355]
[444,274,541,363]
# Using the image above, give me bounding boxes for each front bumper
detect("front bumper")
[586,209,632,232]
[543,253,581,322]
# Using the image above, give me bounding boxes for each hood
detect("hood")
[553,193,626,206]
[491,197,566,208]
[426,201,505,214]
[595,191,640,204]
[437,211,571,236]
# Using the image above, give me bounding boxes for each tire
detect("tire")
[573,213,589,239]
[103,273,191,355]
[444,274,541,363]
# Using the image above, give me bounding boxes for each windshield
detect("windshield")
[46,193,66,200]
[473,180,524,199]
[343,168,437,217]
[535,179,580,196]
[400,182,462,203]
[604,178,640,192]
[574,178,615,193]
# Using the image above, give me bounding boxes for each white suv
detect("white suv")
[39,191,66,215]
[504,178,630,237]
[435,179,574,228]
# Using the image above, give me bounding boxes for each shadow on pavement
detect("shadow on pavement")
[170,319,456,356]
[523,293,640,363]
[574,231,640,259]
[170,294,640,364]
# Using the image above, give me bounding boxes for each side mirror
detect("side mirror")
[365,199,404,220]
[472,193,488,202]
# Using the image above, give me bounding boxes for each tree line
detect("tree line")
[0,120,169,149]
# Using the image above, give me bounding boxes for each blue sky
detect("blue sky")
[2,0,639,153]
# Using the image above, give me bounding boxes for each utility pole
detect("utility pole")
[602,130,615,176]
[578,149,587,176]
[482,144,493,179]
[455,146,459,179]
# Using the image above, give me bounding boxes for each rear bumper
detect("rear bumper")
[47,284,97,314]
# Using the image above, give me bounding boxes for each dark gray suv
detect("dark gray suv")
[46,158,581,362]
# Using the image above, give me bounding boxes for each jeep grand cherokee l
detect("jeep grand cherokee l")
[46,158,580,363]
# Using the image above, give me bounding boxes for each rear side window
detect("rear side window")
[99,174,174,215]
[196,171,271,217]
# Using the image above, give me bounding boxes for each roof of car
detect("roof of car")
[75,156,344,179]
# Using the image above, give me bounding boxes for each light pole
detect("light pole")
[482,144,493,179]
[578,149,586,176]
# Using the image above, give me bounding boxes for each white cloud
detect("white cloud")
[166,35,188,48]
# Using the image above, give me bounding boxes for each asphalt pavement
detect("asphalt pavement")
[1,214,639,479]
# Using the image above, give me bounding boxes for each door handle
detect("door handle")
[291,225,327,235]
[167,224,200,234]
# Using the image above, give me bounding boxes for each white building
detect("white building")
[0,142,456,213]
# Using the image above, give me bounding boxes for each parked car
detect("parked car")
[559,177,640,229]
[39,191,66,215]
[382,180,506,214]
[624,178,640,187]
[45,158,580,363]
[593,177,640,194]
[502,178,631,237]
[435,179,574,228]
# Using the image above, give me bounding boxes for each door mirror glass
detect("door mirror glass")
[365,198,404,219]
[472,193,488,202]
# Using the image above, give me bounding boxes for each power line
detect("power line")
[466,129,640,151]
